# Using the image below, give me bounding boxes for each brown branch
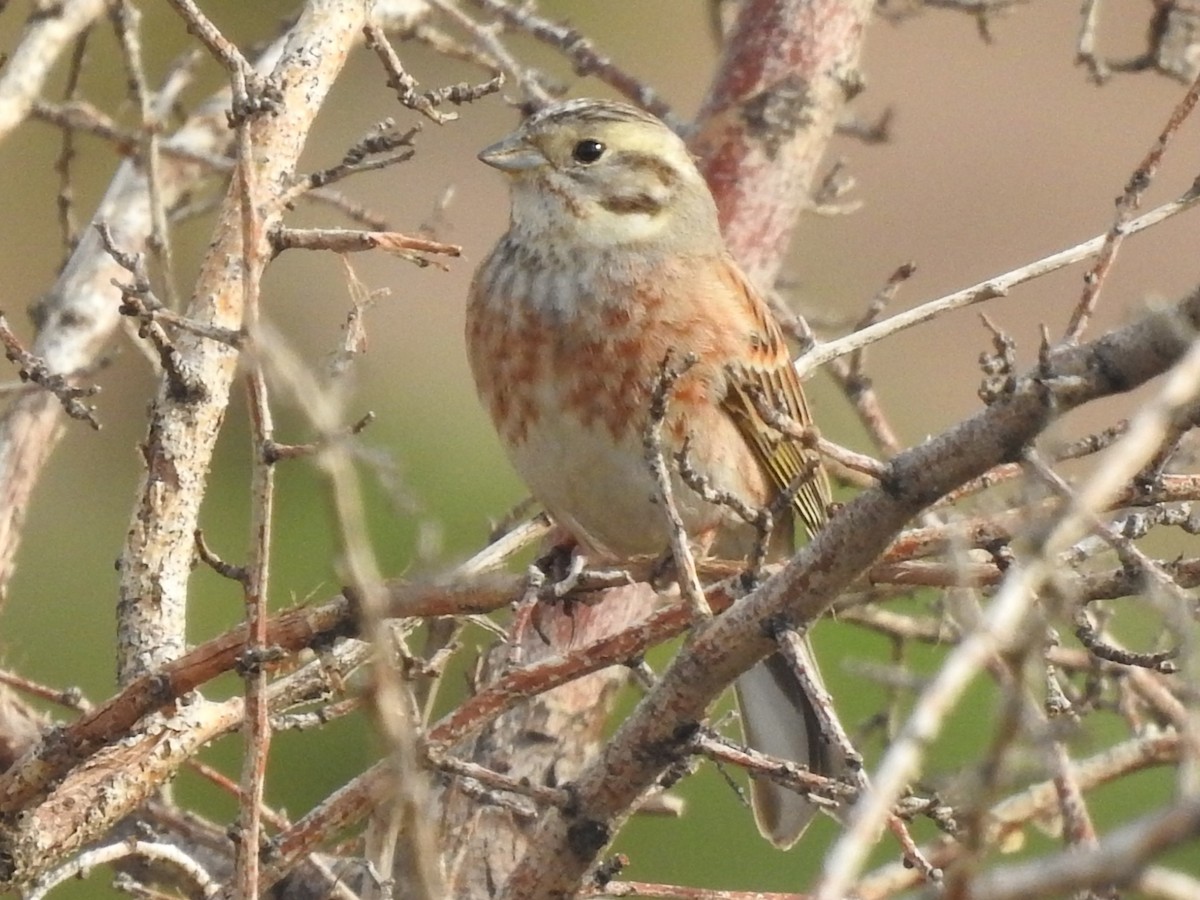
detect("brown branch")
[0,671,90,714]
[363,21,503,123]
[427,0,554,107]
[1064,64,1200,340]
[644,354,711,618]
[302,118,420,191]
[427,599,691,748]
[258,759,388,893]
[854,731,1181,898]
[0,598,352,815]
[821,310,1200,896]
[497,288,1200,899]
[584,883,809,899]
[693,730,856,806]
[237,358,277,896]
[271,226,462,267]
[248,322,446,897]
[464,0,678,126]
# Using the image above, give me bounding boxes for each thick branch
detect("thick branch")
[0,75,227,599]
[115,1,367,681]
[498,290,1200,899]
[0,0,108,144]
[692,0,874,286]
[0,599,351,814]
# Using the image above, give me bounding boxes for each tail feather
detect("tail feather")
[734,637,842,849]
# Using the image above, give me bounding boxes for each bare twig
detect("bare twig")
[1064,65,1200,341]
[465,0,679,127]
[644,353,711,619]
[364,22,503,123]
[248,315,444,897]
[817,297,1200,900]
[0,314,99,428]
[271,226,461,269]
[0,670,89,713]
[110,0,181,310]
[25,840,219,900]
[965,795,1200,900]
[498,287,1200,900]
[53,25,91,262]
[427,0,554,107]
[262,412,376,464]
[798,181,1200,377]
[236,352,277,896]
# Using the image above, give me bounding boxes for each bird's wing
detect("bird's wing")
[716,260,831,539]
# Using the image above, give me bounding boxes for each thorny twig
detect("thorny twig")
[3,4,1200,899]
[818,298,1200,900]
[364,22,504,124]
[1064,63,1200,341]
[427,0,556,107]
[464,0,679,128]
[98,223,216,398]
[674,435,774,581]
[744,382,888,481]
[644,353,711,619]
[305,118,420,191]
[0,315,99,428]
[53,24,91,262]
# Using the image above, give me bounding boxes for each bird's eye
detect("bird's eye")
[571,139,606,164]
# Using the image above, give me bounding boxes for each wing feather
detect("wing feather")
[716,264,831,539]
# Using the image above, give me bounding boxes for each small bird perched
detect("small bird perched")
[466,97,837,848]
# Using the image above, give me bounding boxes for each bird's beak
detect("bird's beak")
[478,135,546,173]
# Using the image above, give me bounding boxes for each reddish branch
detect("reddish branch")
[692,0,875,287]
[0,599,352,814]
[271,226,462,267]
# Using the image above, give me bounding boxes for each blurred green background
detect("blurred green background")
[2,1,1198,895]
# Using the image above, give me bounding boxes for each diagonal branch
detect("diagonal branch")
[801,180,1200,375]
[0,0,109,144]
[498,288,1200,899]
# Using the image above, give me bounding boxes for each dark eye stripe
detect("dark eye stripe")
[608,151,681,188]
[598,193,664,216]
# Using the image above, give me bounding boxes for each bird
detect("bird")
[465,97,838,848]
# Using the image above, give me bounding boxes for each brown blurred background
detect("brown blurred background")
[1,1,1197,894]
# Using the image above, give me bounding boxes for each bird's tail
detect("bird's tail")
[734,635,844,849]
